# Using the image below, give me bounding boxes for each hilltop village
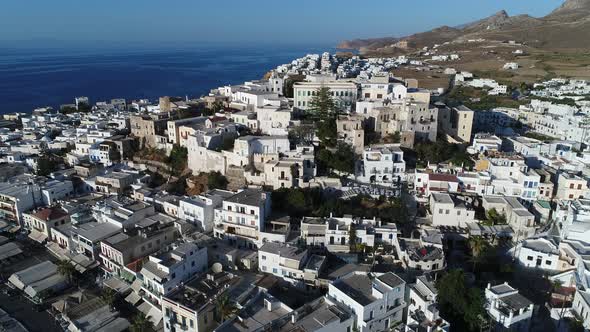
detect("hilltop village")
[1,51,590,332]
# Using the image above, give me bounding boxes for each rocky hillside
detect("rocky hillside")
[338,0,590,52]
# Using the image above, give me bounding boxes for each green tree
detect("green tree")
[486,208,507,225]
[349,224,357,252]
[468,236,488,272]
[284,75,305,98]
[332,143,356,175]
[220,137,235,151]
[383,132,401,144]
[414,140,473,169]
[37,155,59,176]
[77,102,91,112]
[130,313,150,332]
[102,288,117,311]
[436,270,486,331]
[307,87,336,120]
[207,172,228,190]
[216,294,238,323]
[308,87,340,147]
[211,100,225,113]
[286,188,306,211]
[316,118,338,147]
[289,124,316,145]
[317,143,356,175]
[167,145,188,175]
[56,260,77,284]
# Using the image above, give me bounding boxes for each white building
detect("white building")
[357,145,405,185]
[233,135,290,157]
[294,81,358,112]
[572,289,590,330]
[503,62,519,70]
[557,199,590,242]
[468,133,502,154]
[328,272,406,332]
[405,275,450,332]
[258,242,325,287]
[213,189,272,249]
[556,172,588,201]
[515,237,560,270]
[429,193,476,228]
[300,216,398,253]
[482,196,536,239]
[178,190,233,232]
[484,283,534,332]
[140,243,208,307]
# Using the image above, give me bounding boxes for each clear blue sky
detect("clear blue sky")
[0,0,564,47]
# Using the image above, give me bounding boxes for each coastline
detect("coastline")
[0,45,334,114]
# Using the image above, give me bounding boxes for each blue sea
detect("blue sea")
[0,44,333,114]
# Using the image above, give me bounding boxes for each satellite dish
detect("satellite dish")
[212,262,223,273]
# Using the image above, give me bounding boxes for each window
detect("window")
[546,260,552,265]
[262,255,267,260]
[527,256,533,261]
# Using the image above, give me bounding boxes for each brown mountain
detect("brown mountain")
[338,0,590,52]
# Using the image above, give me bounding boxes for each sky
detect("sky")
[0,0,565,48]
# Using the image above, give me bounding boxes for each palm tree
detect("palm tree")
[468,236,488,272]
[101,288,117,311]
[56,260,77,284]
[348,225,357,252]
[549,279,570,328]
[130,313,150,332]
[216,294,238,323]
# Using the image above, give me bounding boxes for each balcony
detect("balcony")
[220,225,258,240]
[220,217,259,230]
[0,205,16,214]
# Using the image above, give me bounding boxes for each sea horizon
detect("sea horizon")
[0,43,336,114]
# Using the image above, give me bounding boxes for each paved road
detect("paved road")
[0,290,62,332]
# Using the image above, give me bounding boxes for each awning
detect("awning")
[147,306,163,327]
[71,254,99,273]
[45,242,69,260]
[0,242,22,261]
[125,291,141,305]
[130,279,143,293]
[103,277,131,294]
[28,230,48,243]
[137,301,152,316]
